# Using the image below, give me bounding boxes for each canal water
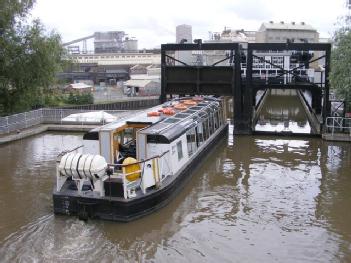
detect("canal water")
[255,89,311,134]
[0,96,350,262]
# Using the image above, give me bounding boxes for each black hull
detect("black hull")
[53,124,228,222]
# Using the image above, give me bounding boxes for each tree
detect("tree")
[0,0,64,114]
[330,14,351,110]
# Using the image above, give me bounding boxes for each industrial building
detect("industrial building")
[255,21,319,43]
[64,31,139,55]
[175,24,193,65]
[208,28,256,44]
[60,31,159,85]
[176,24,192,44]
[59,52,161,85]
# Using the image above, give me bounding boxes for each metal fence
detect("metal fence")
[0,108,126,134]
[325,117,351,135]
[0,97,160,135]
[0,110,43,134]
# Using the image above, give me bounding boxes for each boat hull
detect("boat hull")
[53,123,228,222]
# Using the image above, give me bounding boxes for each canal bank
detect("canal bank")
[0,124,96,145]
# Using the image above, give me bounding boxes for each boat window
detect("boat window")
[123,128,134,145]
[219,108,223,125]
[83,131,99,140]
[177,141,183,161]
[209,113,214,135]
[114,133,123,144]
[203,119,209,141]
[163,118,180,123]
[174,113,190,118]
[184,109,197,114]
[186,128,197,157]
[214,111,219,130]
[196,124,204,147]
[147,134,168,144]
[189,106,202,111]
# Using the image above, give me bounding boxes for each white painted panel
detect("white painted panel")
[146,143,170,159]
[83,140,100,155]
[170,134,189,174]
[140,159,156,193]
[100,131,112,163]
[137,132,146,160]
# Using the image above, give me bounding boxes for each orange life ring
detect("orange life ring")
[192,96,204,102]
[147,111,161,117]
[174,104,187,111]
[163,108,176,115]
[183,100,197,106]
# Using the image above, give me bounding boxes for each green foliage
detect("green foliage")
[330,15,351,111]
[0,0,65,114]
[65,93,94,105]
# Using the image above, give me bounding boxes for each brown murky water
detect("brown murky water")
[255,89,311,134]
[0,99,350,262]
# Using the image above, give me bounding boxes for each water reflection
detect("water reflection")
[0,130,350,262]
[255,89,311,133]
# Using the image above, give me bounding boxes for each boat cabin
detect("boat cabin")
[58,97,226,200]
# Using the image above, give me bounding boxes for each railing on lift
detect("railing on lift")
[325,117,351,135]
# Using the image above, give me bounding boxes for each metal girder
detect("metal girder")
[163,66,235,96]
[161,43,241,102]
[272,55,326,80]
[161,42,332,135]
[165,54,189,66]
[161,43,240,51]
[248,43,331,51]
[246,42,332,132]
[63,35,95,46]
[252,83,320,91]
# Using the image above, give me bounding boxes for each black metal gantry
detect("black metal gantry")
[161,42,332,135]
[161,42,243,132]
[244,43,331,134]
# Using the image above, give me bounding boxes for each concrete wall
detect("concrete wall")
[61,98,160,111]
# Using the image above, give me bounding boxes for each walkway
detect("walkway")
[0,124,97,145]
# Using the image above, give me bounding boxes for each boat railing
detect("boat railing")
[56,145,83,160]
[325,117,351,135]
[152,100,220,134]
[107,150,171,199]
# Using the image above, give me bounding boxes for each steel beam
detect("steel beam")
[161,49,166,103]
[248,43,331,52]
[242,47,254,134]
[161,43,240,51]
[323,44,331,123]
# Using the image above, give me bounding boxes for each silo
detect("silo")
[176,24,192,44]
[175,24,193,65]
[124,38,138,52]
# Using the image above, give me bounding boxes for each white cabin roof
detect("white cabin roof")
[124,79,155,88]
[62,111,117,123]
[66,83,93,89]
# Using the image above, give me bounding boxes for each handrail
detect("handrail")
[107,150,170,168]
[57,145,84,158]
[325,117,351,135]
[152,99,220,135]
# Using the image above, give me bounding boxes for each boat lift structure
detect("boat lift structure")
[161,42,331,135]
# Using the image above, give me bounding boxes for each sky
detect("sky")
[30,0,348,49]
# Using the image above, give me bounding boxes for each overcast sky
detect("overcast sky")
[31,0,347,49]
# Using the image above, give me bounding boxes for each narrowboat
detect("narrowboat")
[53,96,228,221]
